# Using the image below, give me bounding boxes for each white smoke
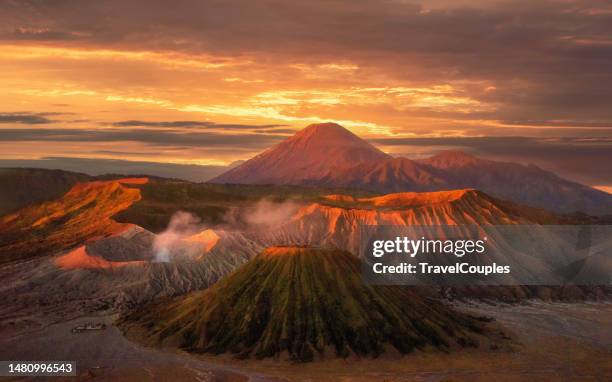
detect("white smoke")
[152,201,300,262]
[242,199,299,228]
[153,211,202,262]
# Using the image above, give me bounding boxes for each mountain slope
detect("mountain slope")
[314,157,448,192]
[0,168,91,216]
[210,123,390,185]
[317,154,612,215]
[0,178,146,264]
[1,177,604,323]
[254,189,564,255]
[121,246,490,361]
[416,151,612,215]
[211,123,612,215]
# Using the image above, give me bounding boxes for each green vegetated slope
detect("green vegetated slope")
[121,247,490,361]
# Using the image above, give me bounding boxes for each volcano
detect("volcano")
[210,122,390,185]
[121,246,490,361]
[211,123,612,215]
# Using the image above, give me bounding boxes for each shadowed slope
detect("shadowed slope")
[0,178,147,264]
[121,247,490,361]
[315,157,448,192]
[0,168,91,215]
[319,152,612,215]
[417,151,612,216]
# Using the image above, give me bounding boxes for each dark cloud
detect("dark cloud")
[500,120,612,128]
[0,127,284,148]
[0,157,227,182]
[255,128,299,134]
[0,112,57,124]
[4,27,81,41]
[111,120,285,130]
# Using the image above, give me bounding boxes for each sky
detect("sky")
[0,0,611,190]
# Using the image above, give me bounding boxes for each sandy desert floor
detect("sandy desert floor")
[0,314,276,381]
[193,301,611,381]
[0,302,610,381]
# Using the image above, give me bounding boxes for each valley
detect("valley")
[3,0,612,378]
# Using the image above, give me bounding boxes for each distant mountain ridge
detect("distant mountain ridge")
[211,123,612,215]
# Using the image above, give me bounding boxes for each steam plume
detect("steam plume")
[153,211,201,262]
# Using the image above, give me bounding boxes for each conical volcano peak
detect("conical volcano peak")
[210,123,390,184]
[122,246,491,361]
[307,122,342,128]
[297,122,357,138]
[209,123,612,215]
[302,122,346,131]
[287,122,375,149]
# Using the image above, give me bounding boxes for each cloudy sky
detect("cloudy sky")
[0,0,611,189]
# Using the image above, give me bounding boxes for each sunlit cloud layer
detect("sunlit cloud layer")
[0,0,611,187]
